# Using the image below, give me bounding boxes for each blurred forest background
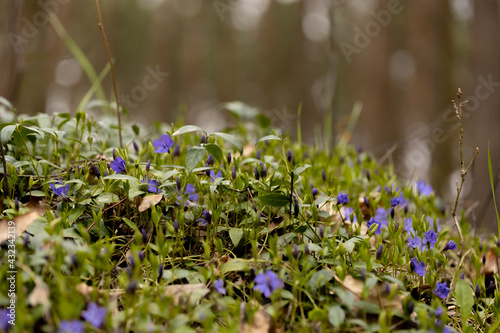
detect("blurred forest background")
[1,0,500,233]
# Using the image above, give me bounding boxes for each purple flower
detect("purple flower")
[253,270,284,298]
[442,240,457,251]
[227,152,232,164]
[145,159,151,172]
[214,279,227,295]
[408,236,422,251]
[416,180,433,196]
[153,134,175,153]
[206,154,215,166]
[390,197,400,207]
[404,218,414,234]
[0,309,10,332]
[435,306,444,317]
[423,230,439,249]
[58,320,85,333]
[410,257,426,277]
[367,218,381,234]
[376,244,383,260]
[231,165,236,180]
[82,302,107,328]
[50,181,69,197]
[176,183,199,206]
[110,156,126,174]
[142,176,161,193]
[312,188,318,197]
[374,208,388,227]
[196,210,211,226]
[433,281,450,299]
[210,169,222,182]
[337,192,349,205]
[342,207,357,223]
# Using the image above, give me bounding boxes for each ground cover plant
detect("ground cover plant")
[1,96,500,333]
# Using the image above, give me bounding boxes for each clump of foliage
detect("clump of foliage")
[0,101,499,333]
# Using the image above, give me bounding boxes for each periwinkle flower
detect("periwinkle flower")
[50,181,69,197]
[210,169,222,182]
[82,302,107,328]
[58,320,85,333]
[433,281,450,299]
[109,156,126,174]
[253,271,284,298]
[176,183,198,206]
[367,218,381,234]
[416,180,433,196]
[442,240,457,251]
[390,197,400,207]
[142,176,161,193]
[374,208,388,227]
[407,236,422,251]
[342,207,357,223]
[404,218,414,234]
[153,134,175,153]
[423,230,438,249]
[337,191,349,205]
[435,306,443,317]
[214,279,227,295]
[197,210,211,226]
[410,257,426,277]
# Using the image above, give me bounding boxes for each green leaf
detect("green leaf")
[256,135,281,144]
[307,269,334,293]
[185,146,206,172]
[221,259,250,275]
[454,279,474,326]
[95,193,120,204]
[68,206,85,226]
[204,143,223,165]
[172,125,205,137]
[103,174,139,182]
[328,305,345,328]
[1,124,16,143]
[122,218,140,233]
[224,101,259,119]
[212,132,243,154]
[294,164,311,176]
[229,228,244,247]
[255,193,290,207]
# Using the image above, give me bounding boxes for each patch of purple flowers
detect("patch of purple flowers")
[416,180,433,196]
[176,183,199,206]
[58,320,85,333]
[433,281,450,299]
[423,230,439,249]
[410,257,426,277]
[142,176,161,193]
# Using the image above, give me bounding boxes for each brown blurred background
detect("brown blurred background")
[1,0,500,233]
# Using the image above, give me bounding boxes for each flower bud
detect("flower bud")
[173,144,180,158]
[232,165,236,180]
[127,280,137,294]
[227,152,232,164]
[133,141,139,155]
[141,228,148,244]
[475,284,480,298]
[390,208,395,219]
[146,159,151,172]
[138,250,145,262]
[318,225,324,239]
[365,170,370,181]
[158,263,164,281]
[262,164,267,178]
[176,177,181,191]
[312,188,318,197]
[305,244,310,256]
[206,154,214,166]
[322,169,326,182]
[376,244,383,260]
[256,149,261,160]
[173,220,179,233]
[201,134,206,144]
[113,148,116,160]
[287,149,293,163]
[254,166,260,180]
[292,244,298,260]
[14,197,19,211]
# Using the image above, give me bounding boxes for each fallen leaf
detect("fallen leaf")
[28,283,50,306]
[138,194,163,212]
[25,196,46,216]
[164,283,209,305]
[0,211,40,242]
[482,248,499,276]
[76,283,94,297]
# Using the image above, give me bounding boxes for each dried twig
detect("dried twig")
[93,0,123,148]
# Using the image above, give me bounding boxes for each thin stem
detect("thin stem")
[93,0,123,148]
[0,135,10,197]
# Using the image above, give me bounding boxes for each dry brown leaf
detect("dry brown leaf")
[241,304,272,333]
[0,211,40,242]
[28,283,50,306]
[25,196,46,216]
[164,283,209,304]
[138,194,163,212]
[482,248,499,276]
